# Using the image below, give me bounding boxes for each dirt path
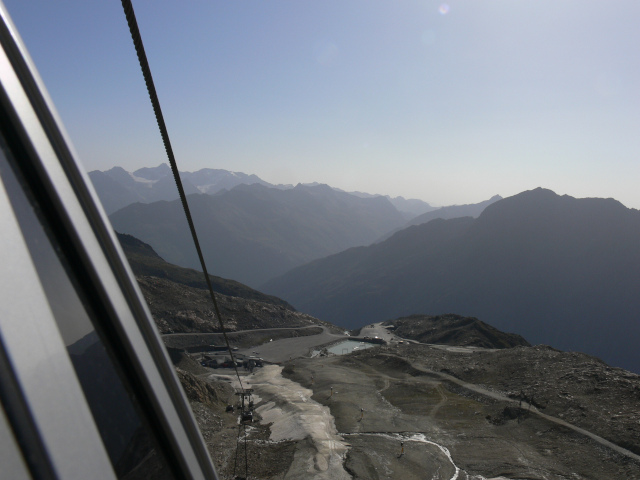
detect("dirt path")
[429,384,447,419]
[403,356,640,464]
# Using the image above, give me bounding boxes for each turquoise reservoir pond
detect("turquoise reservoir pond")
[327,340,376,355]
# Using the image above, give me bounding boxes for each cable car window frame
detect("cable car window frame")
[0,3,218,479]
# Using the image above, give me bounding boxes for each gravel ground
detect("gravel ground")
[175,338,640,479]
[283,348,640,479]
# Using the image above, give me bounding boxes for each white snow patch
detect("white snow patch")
[249,366,351,479]
[128,171,157,184]
[196,184,220,193]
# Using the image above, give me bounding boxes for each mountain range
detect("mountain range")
[89,163,435,217]
[98,165,501,288]
[95,164,640,372]
[109,183,407,287]
[264,188,640,373]
[89,164,270,214]
[115,221,640,478]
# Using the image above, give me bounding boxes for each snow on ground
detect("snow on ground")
[248,365,351,480]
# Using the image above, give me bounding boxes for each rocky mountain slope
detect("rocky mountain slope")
[111,183,406,287]
[117,233,322,334]
[384,314,530,349]
[264,188,640,373]
[118,233,291,308]
[135,276,320,334]
[147,265,639,478]
[392,342,640,457]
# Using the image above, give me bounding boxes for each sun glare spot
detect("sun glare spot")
[439,4,450,15]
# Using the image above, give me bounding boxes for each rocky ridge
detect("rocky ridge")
[137,275,320,334]
[383,314,530,349]
[118,232,327,334]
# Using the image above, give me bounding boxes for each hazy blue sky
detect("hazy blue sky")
[4,1,640,207]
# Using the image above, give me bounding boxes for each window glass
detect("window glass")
[0,131,175,480]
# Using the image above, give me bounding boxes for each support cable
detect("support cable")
[243,422,249,479]
[119,0,245,390]
[232,423,250,480]
[233,424,241,478]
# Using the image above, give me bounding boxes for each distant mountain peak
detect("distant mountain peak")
[375,194,501,243]
[106,166,128,174]
[133,163,172,181]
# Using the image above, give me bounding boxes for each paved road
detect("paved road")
[237,326,346,363]
[162,325,321,338]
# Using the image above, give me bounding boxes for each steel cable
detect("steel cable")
[119,0,246,390]
[243,422,248,479]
